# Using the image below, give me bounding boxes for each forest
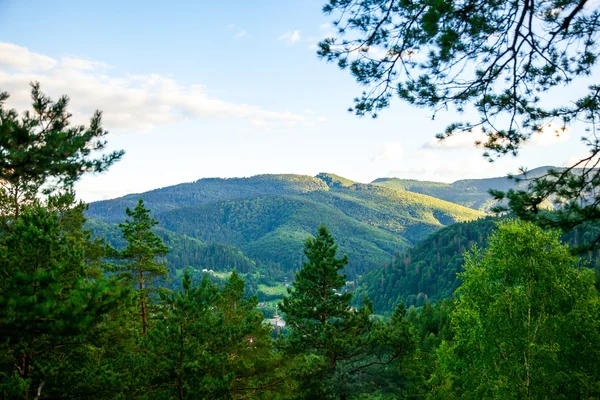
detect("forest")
[3,0,600,398]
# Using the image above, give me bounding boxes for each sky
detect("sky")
[0,0,592,202]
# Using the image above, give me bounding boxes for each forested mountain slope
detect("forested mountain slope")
[87,219,260,275]
[87,174,330,222]
[372,166,560,211]
[358,216,600,313]
[86,173,483,278]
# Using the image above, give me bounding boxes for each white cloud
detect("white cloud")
[374,122,573,182]
[424,129,487,149]
[0,42,318,132]
[279,30,302,43]
[372,139,527,182]
[60,56,109,71]
[306,23,337,50]
[562,152,600,169]
[0,42,57,71]
[250,117,311,131]
[528,122,571,146]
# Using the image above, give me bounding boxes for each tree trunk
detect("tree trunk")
[177,322,184,400]
[139,266,147,334]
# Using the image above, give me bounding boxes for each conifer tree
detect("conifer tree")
[145,270,284,399]
[0,83,123,218]
[119,198,168,334]
[0,84,127,398]
[280,224,415,399]
[318,0,600,249]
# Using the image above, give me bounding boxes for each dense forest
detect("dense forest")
[84,168,576,313]
[358,217,600,312]
[85,172,484,281]
[4,0,600,397]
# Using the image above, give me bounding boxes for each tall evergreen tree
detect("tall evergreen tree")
[280,224,414,399]
[144,270,284,399]
[0,84,127,399]
[119,198,168,334]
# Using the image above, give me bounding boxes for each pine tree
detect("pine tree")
[145,270,284,399]
[280,224,414,399]
[318,1,600,249]
[0,84,127,399]
[0,205,133,399]
[119,198,168,334]
[0,83,123,218]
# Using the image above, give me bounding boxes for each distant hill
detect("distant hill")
[372,166,559,211]
[86,173,483,279]
[87,174,330,222]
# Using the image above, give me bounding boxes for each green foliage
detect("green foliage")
[0,205,129,398]
[438,221,600,398]
[492,165,600,252]
[373,166,557,212]
[118,198,168,334]
[87,174,330,221]
[360,215,600,313]
[280,225,416,399]
[318,0,598,151]
[140,270,284,399]
[0,83,123,217]
[88,219,259,279]
[316,172,357,188]
[4,84,600,399]
[0,84,127,399]
[359,217,498,312]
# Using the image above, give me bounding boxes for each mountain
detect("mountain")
[86,173,483,279]
[372,166,559,211]
[86,174,330,222]
[357,216,600,313]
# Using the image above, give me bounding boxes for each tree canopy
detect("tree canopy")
[0,84,127,398]
[280,224,415,399]
[0,82,123,217]
[437,220,600,398]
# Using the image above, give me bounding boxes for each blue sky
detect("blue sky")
[0,0,589,201]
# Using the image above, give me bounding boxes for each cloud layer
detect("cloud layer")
[0,42,315,132]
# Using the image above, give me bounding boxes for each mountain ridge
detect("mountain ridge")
[371,166,562,211]
[86,172,483,279]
